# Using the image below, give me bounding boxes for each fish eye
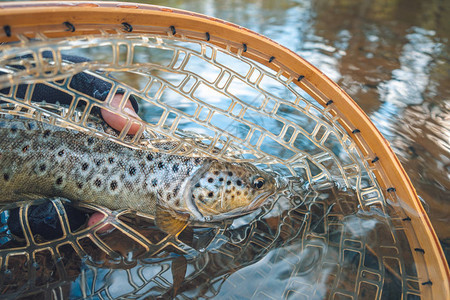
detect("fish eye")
[252,177,265,189]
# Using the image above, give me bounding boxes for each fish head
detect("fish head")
[188,161,276,221]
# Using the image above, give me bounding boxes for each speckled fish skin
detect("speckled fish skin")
[0,116,276,222]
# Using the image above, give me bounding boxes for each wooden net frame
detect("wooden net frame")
[0,2,448,299]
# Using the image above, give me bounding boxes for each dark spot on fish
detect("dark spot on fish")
[227,180,231,185]
[58,150,64,156]
[77,182,83,189]
[225,189,231,194]
[244,191,248,196]
[56,177,63,185]
[195,183,201,188]
[172,164,179,172]
[43,130,51,138]
[129,166,136,176]
[236,180,242,186]
[195,157,201,164]
[81,163,89,171]
[198,195,205,203]
[175,199,180,206]
[3,173,9,181]
[108,157,115,164]
[39,164,46,172]
[146,154,153,161]
[232,186,236,191]
[186,168,191,176]
[208,192,213,197]
[219,177,224,182]
[231,195,235,200]
[110,181,118,191]
[22,145,29,152]
[237,191,241,196]
[214,171,219,175]
[96,159,103,167]
[94,178,102,187]
[10,126,17,133]
[173,186,180,197]
[167,193,172,201]
[151,179,158,187]
[87,137,94,145]
[26,122,34,130]
[208,178,213,183]
[228,172,233,177]
[158,162,164,169]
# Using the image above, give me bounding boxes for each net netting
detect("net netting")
[0,4,445,300]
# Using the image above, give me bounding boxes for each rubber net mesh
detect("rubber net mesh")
[0,30,422,299]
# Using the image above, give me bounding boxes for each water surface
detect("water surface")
[127,0,450,262]
[0,0,448,298]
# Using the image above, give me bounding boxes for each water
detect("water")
[128,0,450,266]
[0,186,411,299]
[0,0,448,298]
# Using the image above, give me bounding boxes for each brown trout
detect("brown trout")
[0,115,276,234]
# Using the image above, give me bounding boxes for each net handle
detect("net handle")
[0,2,448,297]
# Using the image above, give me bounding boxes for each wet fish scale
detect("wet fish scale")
[0,116,276,225]
[0,117,203,214]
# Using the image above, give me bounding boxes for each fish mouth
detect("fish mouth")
[201,190,276,222]
[247,190,275,210]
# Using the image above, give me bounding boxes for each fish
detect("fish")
[0,114,277,234]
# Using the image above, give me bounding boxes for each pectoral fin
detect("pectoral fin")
[155,204,189,235]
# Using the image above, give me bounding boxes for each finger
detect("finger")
[87,212,114,234]
[101,93,141,135]
[98,95,141,230]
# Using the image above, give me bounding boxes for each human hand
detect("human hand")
[3,55,144,237]
[90,93,143,233]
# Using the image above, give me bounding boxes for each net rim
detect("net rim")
[0,1,448,298]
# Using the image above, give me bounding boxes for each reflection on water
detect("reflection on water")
[129,0,450,263]
[378,27,441,106]
[1,186,412,299]
[0,0,448,298]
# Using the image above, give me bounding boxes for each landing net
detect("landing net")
[0,2,447,300]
